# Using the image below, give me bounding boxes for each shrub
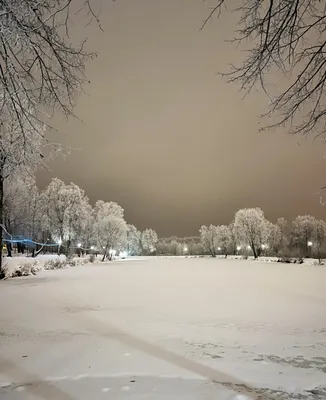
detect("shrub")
[43,259,67,270]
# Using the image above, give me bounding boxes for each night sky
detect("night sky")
[38,0,326,237]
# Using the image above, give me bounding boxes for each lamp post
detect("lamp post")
[307,241,313,258]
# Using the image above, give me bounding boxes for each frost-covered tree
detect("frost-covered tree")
[4,176,43,241]
[265,222,282,255]
[215,225,232,258]
[0,109,47,271]
[0,0,102,131]
[77,208,95,254]
[234,208,269,259]
[42,178,91,255]
[228,222,237,255]
[276,217,288,251]
[314,220,326,263]
[93,201,127,261]
[200,225,218,257]
[127,224,142,256]
[94,200,124,220]
[291,215,317,257]
[141,229,158,255]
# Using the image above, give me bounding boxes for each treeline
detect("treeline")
[156,236,204,256]
[198,208,326,261]
[3,177,158,260]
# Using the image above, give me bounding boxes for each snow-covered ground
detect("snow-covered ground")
[0,257,325,399]
[2,254,68,277]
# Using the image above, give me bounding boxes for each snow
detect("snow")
[0,257,326,399]
[2,254,67,277]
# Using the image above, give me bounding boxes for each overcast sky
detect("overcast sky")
[38,0,326,237]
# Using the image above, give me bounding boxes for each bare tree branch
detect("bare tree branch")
[0,0,103,133]
[202,0,326,139]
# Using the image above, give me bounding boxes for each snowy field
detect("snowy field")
[0,257,326,399]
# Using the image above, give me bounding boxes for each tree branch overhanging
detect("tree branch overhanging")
[202,0,326,139]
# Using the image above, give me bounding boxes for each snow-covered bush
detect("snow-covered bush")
[43,259,67,270]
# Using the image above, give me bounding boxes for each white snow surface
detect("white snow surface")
[3,254,68,277]
[0,257,326,399]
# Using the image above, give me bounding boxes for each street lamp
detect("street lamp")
[236,245,241,252]
[90,246,94,250]
[77,243,81,248]
[247,245,251,250]
[184,247,188,253]
[217,247,221,251]
[307,241,313,258]
[58,238,62,245]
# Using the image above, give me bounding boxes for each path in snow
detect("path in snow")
[0,257,326,399]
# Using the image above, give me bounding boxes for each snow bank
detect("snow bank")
[3,254,67,278]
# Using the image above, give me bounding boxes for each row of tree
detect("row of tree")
[199,208,326,260]
[6,181,326,262]
[4,177,158,260]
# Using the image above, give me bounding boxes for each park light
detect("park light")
[307,241,313,247]
[261,244,267,250]
[247,245,251,250]
[217,247,221,251]
[77,243,81,248]
[184,247,188,252]
[237,245,241,251]
[58,238,62,245]
[90,246,94,250]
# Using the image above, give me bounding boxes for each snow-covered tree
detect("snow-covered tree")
[314,220,326,263]
[141,229,158,255]
[291,215,317,257]
[42,178,91,255]
[4,176,43,240]
[228,222,237,255]
[215,225,232,258]
[93,200,124,220]
[127,224,142,256]
[234,208,269,259]
[0,0,101,130]
[0,108,48,271]
[276,217,288,251]
[265,222,282,255]
[200,225,218,257]
[94,201,127,261]
[79,210,95,253]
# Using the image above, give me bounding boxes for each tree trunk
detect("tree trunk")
[0,174,4,277]
[252,243,258,259]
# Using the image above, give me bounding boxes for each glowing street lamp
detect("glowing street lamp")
[236,245,241,252]
[184,247,188,253]
[261,244,266,250]
[58,238,62,245]
[90,246,94,250]
[77,243,81,248]
[307,241,313,247]
[247,245,251,250]
[217,247,221,251]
